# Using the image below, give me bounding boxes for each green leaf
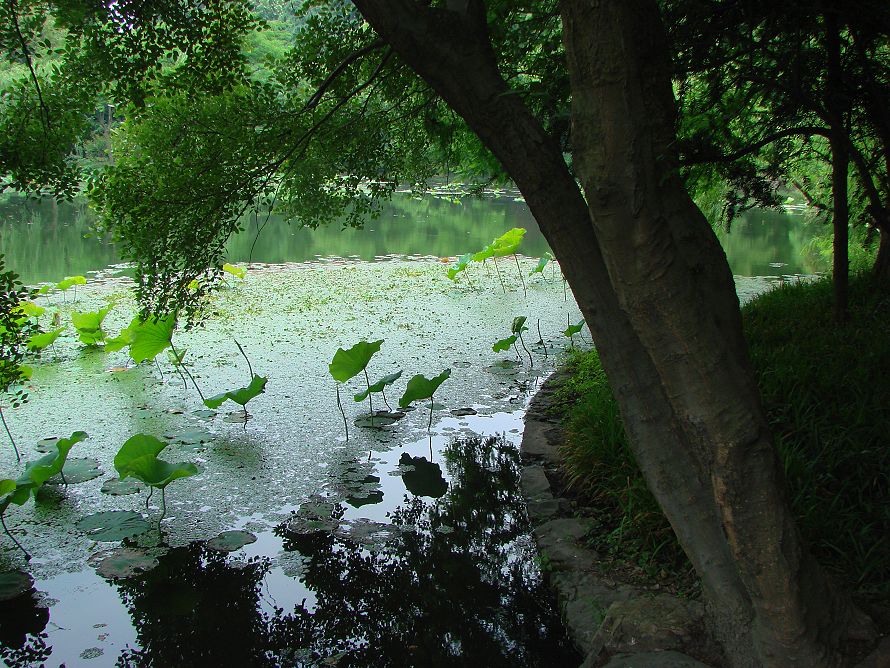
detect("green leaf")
[354,370,402,402]
[489,227,526,257]
[203,374,267,409]
[492,335,517,352]
[511,316,528,334]
[19,301,45,318]
[0,480,15,496]
[471,244,494,263]
[128,314,176,363]
[119,457,199,489]
[398,369,451,408]
[529,254,552,275]
[114,434,168,476]
[18,364,32,380]
[23,430,87,488]
[27,328,64,351]
[77,511,152,541]
[563,319,585,337]
[56,275,87,291]
[328,340,383,383]
[222,263,246,280]
[446,253,472,280]
[167,347,187,365]
[71,307,110,345]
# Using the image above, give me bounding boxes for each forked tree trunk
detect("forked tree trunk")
[351,1,856,665]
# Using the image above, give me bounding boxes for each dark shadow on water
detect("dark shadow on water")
[104,435,578,667]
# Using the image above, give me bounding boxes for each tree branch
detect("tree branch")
[681,125,829,165]
[7,0,51,132]
[304,39,386,111]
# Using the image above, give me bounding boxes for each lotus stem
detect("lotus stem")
[170,342,205,402]
[158,487,166,533]
[364,369,375,428]
[381,388,393,411]
[563,274,568,302]
[0,406,21,462]
[0,512,30,559]
[234,339,254,379]
[146,487,154,510]
[512,254,527,299]
[154,358,165,382]
[518,331,533,367]
[537,319,548,359]
[336,384,349,441]
[427,397,434,433]
[492,257,507,294]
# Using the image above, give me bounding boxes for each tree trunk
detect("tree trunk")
[826,12,850,323]
[350,1,855,665]
[875,226,890,281]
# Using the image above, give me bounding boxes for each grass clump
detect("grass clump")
[556,274,890,596]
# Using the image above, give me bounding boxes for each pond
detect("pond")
[0,191,822,667]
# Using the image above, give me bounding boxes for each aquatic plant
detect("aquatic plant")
[71,306,111,346]
[56,275,87,302]
[492,316,533,366]
[114,434,199,531]
[529,253,553,279]
[329,339,384,437]
[203,341,266,415]
[27,328,64,352]
[0,431,87,557]
[446,253,473,283]
[399,368,452,432]
[563,318,586,349]
[222,263,247,281]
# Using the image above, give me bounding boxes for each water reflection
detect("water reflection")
[0,588,51,667]
[106,436,577,667]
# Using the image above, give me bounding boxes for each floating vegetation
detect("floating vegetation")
[77,511,152,542]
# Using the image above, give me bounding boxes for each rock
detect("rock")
[521,465,552,500]
[521,419,562,463]
[590,594,705,657]
[526,497,562,523]
[591,650,714,668]
[535,517,595,570]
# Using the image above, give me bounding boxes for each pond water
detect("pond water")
[0,190,826,286]
[0,191,823,667]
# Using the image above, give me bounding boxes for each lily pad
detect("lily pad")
[77,511,152,541]
[336,519,403,547]
[0,570,33,601]
[450,407,478,416]
[167,430,214,445]
[354,412,403,429]
[44,457,102,484]
[206,530,257,552]
[100,477,142,496]
[91,548,159,579]
[35,437,59,454]
[192,409,217,419]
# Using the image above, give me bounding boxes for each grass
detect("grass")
[555,273,890,596]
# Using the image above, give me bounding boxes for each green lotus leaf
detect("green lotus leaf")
[489,227,526,257]
[56,275,87,291]
[471,244,494,263]
[22,430,87,488]
[0,569,34,601]
[492,335,517,352]
[27,328,64,351]
[77,511,152,541]
[44,458,102,484]
[222,263,246,280]
[167,347,187,365]
[71,307,110,345]
[398,369,451,408]
[203,374,268,409]
[128,314,176,363]
[354,370,402,402]
[0,480,15,496]
[511,316,528,334]
[19,301,45,318]
[37,285,52,295]
[328,340,383,383]
[563,320,586,337]
[1,479,35,510]
[93,547,159,578]
[18,364,32,380]
[119,456,199,489]
[529,254,551,275]
[446,253,472,280]
[114,434,168,477]
[104,319,136,352]
[100,477,142,496]
[206,530,257,552]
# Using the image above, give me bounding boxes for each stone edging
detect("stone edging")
[520,372,717,668]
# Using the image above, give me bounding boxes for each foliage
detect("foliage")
[328,340,383,383]
[558,275,890,592]
[0,256,38,406]
[203,374,267,409]
[353,370,401,403]
[70,306,110,346]
[222,263,246,280]
[398,369,451,408]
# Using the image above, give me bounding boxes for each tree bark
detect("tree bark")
[350,1,854,665]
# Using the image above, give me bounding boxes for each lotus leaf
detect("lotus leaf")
[114,434,167,474]
[530,254,551,275]
[328,340,383,383]
[563,320,586,337]
[489,227,526,257]
[27,328,64,350]
[77,511,152,541]
[93,547,159,579]
[0,569,33,601]
[128,314,176,363]
[71,307,110,345]
[56,275,86,291]
[206,530,257,552]
[119,457,199,489]
[45,457,102,484]
[492,335,517,352]
[100,477,142,496]
[19,302,45,318]
[222,263,247,280]
[21,431,87,488]
[446,253,472,280]
[511,316,528,334]
[354,370,402,402]
[398,369,451,408]
[203,374,267,409]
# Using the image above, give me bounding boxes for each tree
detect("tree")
[1,1,884,665]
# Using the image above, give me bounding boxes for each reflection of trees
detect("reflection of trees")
[275,436,578,667]
[0,588,51,667]
[109,436,577,666]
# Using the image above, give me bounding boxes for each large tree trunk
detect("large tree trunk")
[351,1,854,665]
